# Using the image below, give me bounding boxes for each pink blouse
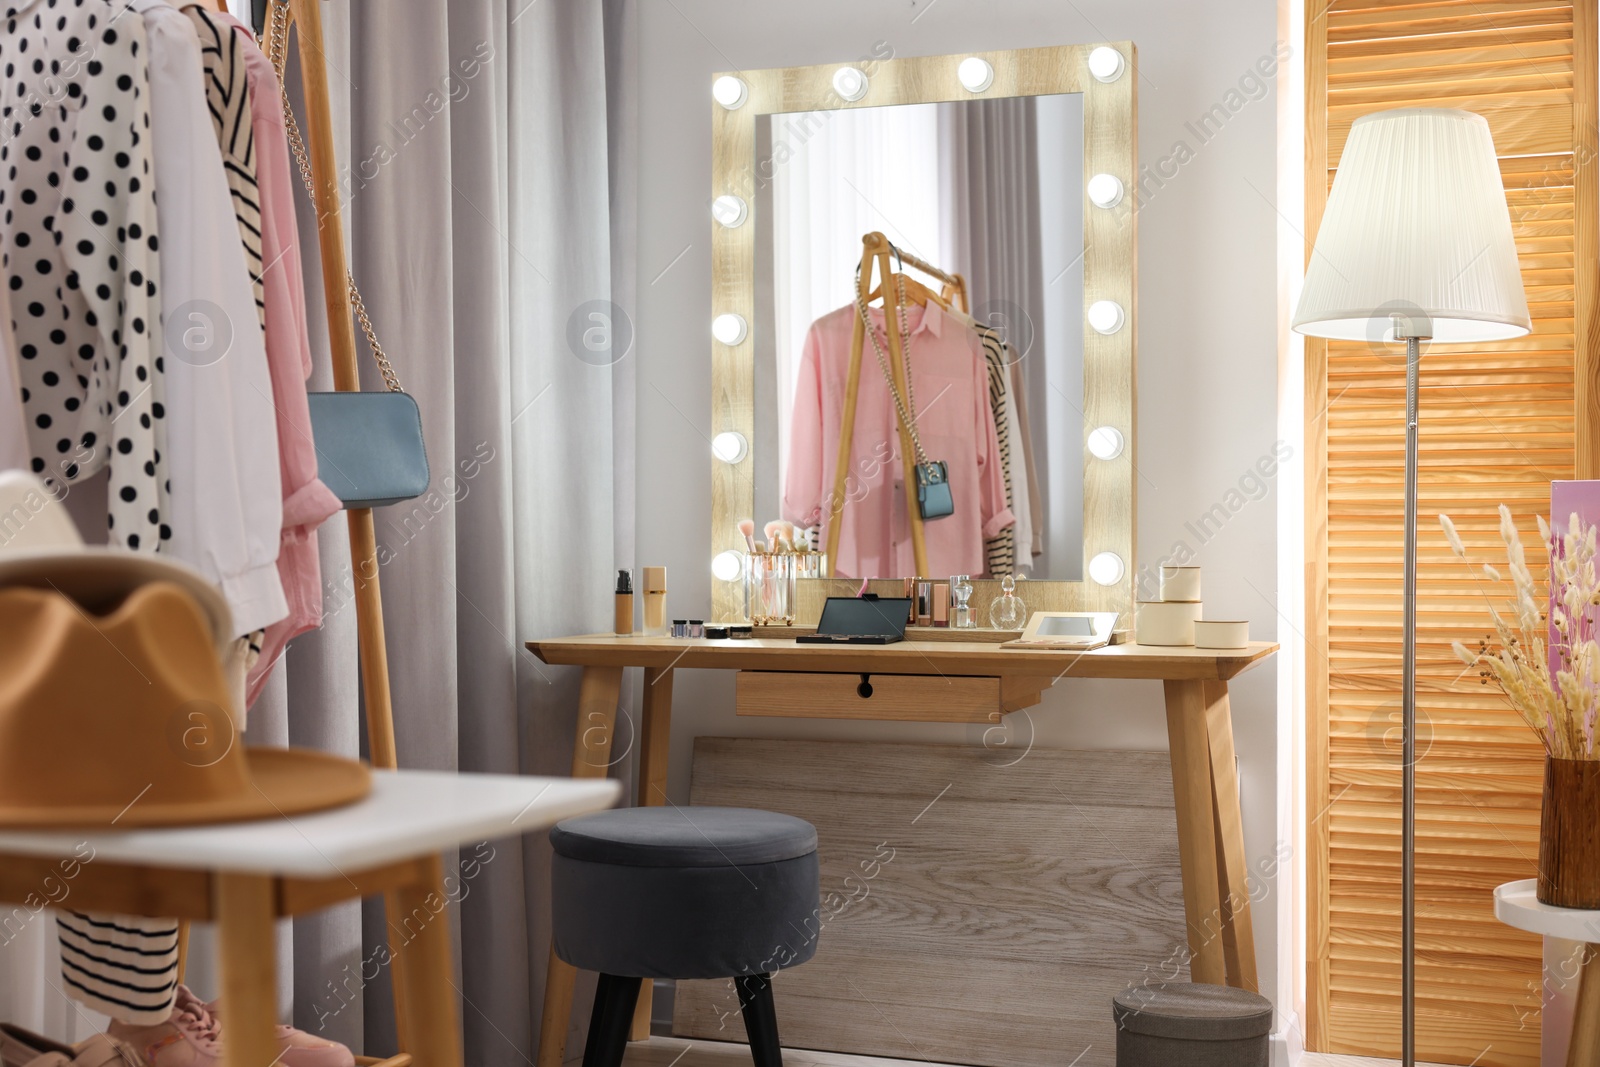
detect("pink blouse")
[783,302,1013,579]
[226,16,343,705]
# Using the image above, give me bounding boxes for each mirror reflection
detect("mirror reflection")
[750,93,1086,581]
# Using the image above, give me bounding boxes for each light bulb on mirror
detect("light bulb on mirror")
[1087,173,1124,209]
[1088,47,1125,83]
[712,75,748,110]
[711,550,744,582]
[832,66,868,102]
[711,195,748,228]
[1087,299,1125,335]
[957,57,994,93]
[1088,551,1125,586]
[1086,426,1125,461]
[712,313,748,345]
[711,431,749,464]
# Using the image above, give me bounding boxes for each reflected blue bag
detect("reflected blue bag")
[915,460,954,521]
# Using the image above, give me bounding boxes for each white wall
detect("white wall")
[627,0,1290,1040]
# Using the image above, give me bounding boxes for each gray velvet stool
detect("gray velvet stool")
[1112,982,1273,1067]
[550,806,821,1067]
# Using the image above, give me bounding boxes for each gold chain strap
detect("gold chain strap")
[265,2,403,394]
[854,268,931,468]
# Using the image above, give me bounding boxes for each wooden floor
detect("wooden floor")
[595,1037,1446,1067]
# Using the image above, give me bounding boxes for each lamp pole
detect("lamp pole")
[1400,330,1424,1067]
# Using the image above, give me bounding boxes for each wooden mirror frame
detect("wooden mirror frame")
[708,42,1137,622]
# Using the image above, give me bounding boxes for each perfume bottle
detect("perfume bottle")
[949,575,975,629]
[988,574,1027,630]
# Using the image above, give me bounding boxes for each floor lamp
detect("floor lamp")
[1293,107,1530,1066]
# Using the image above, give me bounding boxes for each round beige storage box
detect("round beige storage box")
[1135,600,1200,646]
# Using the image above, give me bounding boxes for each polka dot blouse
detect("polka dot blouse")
[2,0,167,551]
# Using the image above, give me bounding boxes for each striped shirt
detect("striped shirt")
[188,5,265,330]
[979,326,1016,578]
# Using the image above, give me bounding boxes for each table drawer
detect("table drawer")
[735,671,1002,723]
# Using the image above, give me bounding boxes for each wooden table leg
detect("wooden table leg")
[386,889,416,1054]
[1571,943,1600,1067]
[392,854,465,1067]
[630,667,675,1041]
[215,874,280,1067]
[1203,679,1259,992]
[1163,680,1228,986]
[538,665,624,1067]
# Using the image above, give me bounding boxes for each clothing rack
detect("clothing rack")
[824,231,966,579]
[171,6,414,1066]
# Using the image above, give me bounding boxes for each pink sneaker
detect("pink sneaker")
[105,988,220,1067]
[204,995,354,1067]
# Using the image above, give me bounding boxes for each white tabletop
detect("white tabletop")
[0,770,620,879]
[1495,879,1600,942]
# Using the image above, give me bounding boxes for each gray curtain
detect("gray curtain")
[239,2,636,1065]
[939,97,1049,566]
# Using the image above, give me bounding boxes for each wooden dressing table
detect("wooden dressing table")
[526,633,1278,1067]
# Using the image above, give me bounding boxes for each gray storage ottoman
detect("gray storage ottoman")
[1112,982,1273,1066]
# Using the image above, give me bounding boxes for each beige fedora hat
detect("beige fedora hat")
[0,470,234,650]
[0,581,369,827]
[0,470,369,827]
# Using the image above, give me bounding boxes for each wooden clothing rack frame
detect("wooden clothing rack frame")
[170,5,414,1067]
[823,231,968,581]
[262,4,415,1059]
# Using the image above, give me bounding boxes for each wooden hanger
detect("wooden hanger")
[866,271,945,310]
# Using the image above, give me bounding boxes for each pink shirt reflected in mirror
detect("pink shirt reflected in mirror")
[783,301,1014,579]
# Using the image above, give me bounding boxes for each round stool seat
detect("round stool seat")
[550,806,820,980]
[1112,983,1272,1067]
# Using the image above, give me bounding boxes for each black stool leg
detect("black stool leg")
[734,973,782,1067]
[582,973,643,1067]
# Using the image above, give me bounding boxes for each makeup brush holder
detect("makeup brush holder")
[793,551,828,581]
[745,553,796,626]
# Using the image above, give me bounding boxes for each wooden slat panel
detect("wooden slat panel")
[1306,1,1585,1063]
[672,738,1187,1067]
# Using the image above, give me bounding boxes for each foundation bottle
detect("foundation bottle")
[642,567,668,637]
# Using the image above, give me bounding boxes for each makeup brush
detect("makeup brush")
[763,520,787,550]
[737,518,756,553]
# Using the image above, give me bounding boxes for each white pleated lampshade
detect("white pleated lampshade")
[1294,107,1530,342]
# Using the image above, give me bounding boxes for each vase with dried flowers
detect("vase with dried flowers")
[1442,506,1600,907]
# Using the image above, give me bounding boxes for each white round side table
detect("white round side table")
[1496,879,1600,1066]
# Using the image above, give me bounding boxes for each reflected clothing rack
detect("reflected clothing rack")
[823,231,968,579]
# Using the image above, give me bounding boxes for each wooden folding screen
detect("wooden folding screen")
[1305,1,1598,1063]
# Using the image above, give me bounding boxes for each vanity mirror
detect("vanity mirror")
[709,44,1136,623]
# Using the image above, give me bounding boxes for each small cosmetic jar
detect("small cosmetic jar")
[704,624,730,640]
[688,620,705,639]
[671,620,688,638]
[729,625,754,640]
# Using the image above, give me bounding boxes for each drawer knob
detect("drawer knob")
[857,674,874,699]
